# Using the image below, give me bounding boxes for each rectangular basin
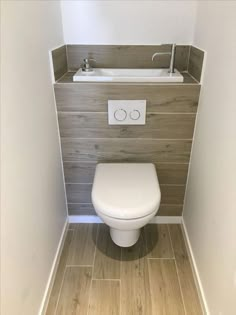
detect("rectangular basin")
[73,68,184,83]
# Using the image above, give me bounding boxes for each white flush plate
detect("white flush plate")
[108,100,146,125]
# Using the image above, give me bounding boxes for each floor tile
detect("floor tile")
[46,229,73,315]
[121,232,152,315]
[67,224,98,266]
[169,224,203,315]
[148,259,185,314]
[55,266,92,315]
[144,224,174,258]
[88,280,120,315]
[93,224,121,279]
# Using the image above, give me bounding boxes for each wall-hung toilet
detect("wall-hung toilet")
[92,163,161,247]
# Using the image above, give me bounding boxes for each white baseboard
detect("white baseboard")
[181,219,209,315]
[39,219,68,315]
[68,215,182,224]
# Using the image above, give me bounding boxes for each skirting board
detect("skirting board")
[181,219,209,315]
[38,218,68,315]
[68,215,182,224]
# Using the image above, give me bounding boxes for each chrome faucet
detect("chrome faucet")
[152,44,176,73]
[82,58,96,72]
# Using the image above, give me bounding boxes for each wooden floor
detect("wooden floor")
[46,224,203,315]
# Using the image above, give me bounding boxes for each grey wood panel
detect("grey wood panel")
[64,162,188,185]
[61,139,192,163]
[55,84,200,113]
[55,266,92,315]
[93,224,121,280]
[144,224,174,258]
[46,230,73,315]
[157,204,183,216]
[67,203,184,216]
[58,112,196,139]
[51,45,68,81]
[121,232,152,315]
[169,225,203,315]
[188,46,204,82]
[66,183,185,205]
[88,280,120,315]
[148,259,185,314]
[67,224,98,265]
[67,44,190,71]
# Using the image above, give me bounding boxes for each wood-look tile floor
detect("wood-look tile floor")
[46,224,203,315]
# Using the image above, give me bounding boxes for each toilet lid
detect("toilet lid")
[92,163,161,219]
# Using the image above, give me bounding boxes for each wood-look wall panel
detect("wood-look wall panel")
[54,84,200,113]
[58,112,196,139]
[67,44,190,71]
[67,203,183,217]
[64,162,188,185]
[66,183,185,205]
[188,46,204,82]
[51,45,68,81]
[61,139,192,163]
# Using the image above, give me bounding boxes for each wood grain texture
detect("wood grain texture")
[58,112,196,139]
[67,203,184,216]
[65,183,185,205]
[66,184,92,204]
[93,224,121,279]
[67,44,190,71]
[188,46,204,82]
[46,230,73,315]
[67,224,98,265]
[144,224,173,258]
[54,83,200,113]
[121,232,152,315]
[148,259,185,315]
[51,45,68,81]
[61,138,192,163]
[157,204,183,216]
[88,280,120,315]
[169,225,203,315]
[68,203,97,216]
[64,162,188,185]
[55,266,92,315]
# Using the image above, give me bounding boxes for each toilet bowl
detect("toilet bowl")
[91,163,161,247]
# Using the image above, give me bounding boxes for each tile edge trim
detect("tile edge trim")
[68,215,182,224]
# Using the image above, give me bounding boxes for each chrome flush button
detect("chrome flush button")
[114,109,127,121]
[130,109,141,120]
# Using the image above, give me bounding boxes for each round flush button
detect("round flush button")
[114,109,127,121]
[130,110,140,120]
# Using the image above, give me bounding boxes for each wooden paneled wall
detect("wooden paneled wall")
[55,82,201,217]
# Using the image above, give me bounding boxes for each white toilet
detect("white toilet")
[92,163,161,247]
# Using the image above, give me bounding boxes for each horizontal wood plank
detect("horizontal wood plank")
[55,84,200,113]
[58,112,196,139]
[64,162,188,185]
[61,138,192,163]
[66,183,185,205]
[67,44,190,71]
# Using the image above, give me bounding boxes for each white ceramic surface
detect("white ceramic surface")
[73,68,184,83]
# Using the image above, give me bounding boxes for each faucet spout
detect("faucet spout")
[151,44,176,74]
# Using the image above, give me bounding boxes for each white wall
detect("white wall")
[61,0,197,44]
[1,2,67,315]
[183,2,236,314]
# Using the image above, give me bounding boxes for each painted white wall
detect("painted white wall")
[61,0,197,44]
[1,2,67,315]
[183,2,236,314]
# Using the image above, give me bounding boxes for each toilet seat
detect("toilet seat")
[92,163,161,220]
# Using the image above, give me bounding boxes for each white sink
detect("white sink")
[73,68,183,83]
